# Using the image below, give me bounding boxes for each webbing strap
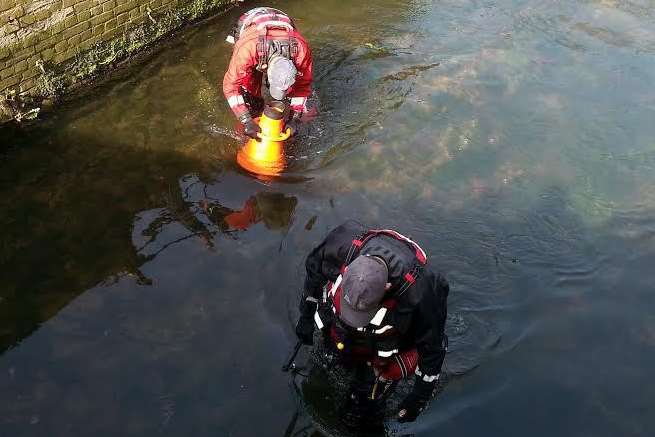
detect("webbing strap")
[341,229,425,298]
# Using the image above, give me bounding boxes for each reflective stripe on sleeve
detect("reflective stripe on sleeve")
[415,367,440,382]
[395,354,408,378]
[373,325,394,334]
[314,312,324,330]
[328,275,342,298]
[290,97,307,107]
[227,95,245,108]
[369,307,387,326]
[377,349,399,358]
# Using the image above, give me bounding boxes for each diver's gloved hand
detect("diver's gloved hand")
[287,114,301,137]
[296,298,318,345]
[295,315,315,345]
[397,377,437,423]
[240,114,261,140]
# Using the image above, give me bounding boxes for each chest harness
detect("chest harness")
[312,230,428,361]
[226,8,300,73]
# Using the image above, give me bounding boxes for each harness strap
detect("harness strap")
[256,35,268,71]
[415,367,440,383]
[290,36,299,58]
[256,34,297,72]
[342,229,427,298]
[395,264,422,297]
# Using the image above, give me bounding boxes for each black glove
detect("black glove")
[240,114,261,140]
[287,117,300,137]
[397,377,437,423]
[295,315,315,345]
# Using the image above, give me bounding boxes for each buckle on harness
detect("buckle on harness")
[404,272,416,284]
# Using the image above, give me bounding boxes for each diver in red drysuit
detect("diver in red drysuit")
[223,7,313,139]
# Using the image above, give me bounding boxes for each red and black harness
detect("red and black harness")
[226,8,299,72]
[314,229,428,361]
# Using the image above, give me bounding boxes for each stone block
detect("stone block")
[13,46,35,63]
[21,32,40,50]
[79,34,100,51]
[0,46,10,60]
[62,0,76,9]
[0,64,14,79]
[67,34,81,47]
[92,24,103,36]
[34,8,52,22]
[0,0,18,14]
[53,49,75,64]
[130,15,145,27]
[41,47,55,61]
[19,13,36,26]
[115,2,132,15]
[0,8,13,26]
[116,12,128,25]
[102,27,121,40]
[36,35,56,52]
[63,20,90,39]
[0,73,21,92]
[74,0,92,13]
[63,46,78,60]
[129,7,143,21]
[102,0,115,13]
[20,78,36,94]
[77,10,91,22]
[0,5,23,26]
[4,21,19,33]
[90,5,102,16]
[90,10,112,26]
[13,59,26,73]
[22,67,39,80]
[64,14,78,28]
[48,19,66,35]
[54,40,67,53]
[104,18,116,30]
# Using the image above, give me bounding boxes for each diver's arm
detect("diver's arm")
[399,272,449,422]
[300,220,367,315]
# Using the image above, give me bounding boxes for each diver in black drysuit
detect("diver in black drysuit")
[294,220,449,429]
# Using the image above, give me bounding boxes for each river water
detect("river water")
[1,0,655,435]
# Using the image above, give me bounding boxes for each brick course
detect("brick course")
[0,0,233,120]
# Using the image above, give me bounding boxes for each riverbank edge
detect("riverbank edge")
[0,0,238,125]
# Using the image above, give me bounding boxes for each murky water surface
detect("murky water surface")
[2,0,655,435]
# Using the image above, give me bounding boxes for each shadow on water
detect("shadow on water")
[0,128,208,352]
[0,122,302,355]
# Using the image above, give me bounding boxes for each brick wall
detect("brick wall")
[0,0,235,122]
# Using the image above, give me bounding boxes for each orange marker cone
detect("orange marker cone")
[237,101,291,177]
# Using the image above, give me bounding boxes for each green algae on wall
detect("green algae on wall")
[0,0,237,124]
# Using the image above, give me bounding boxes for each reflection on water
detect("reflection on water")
[2,0,655,436]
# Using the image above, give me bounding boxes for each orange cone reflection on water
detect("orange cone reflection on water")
[237,101,291,177]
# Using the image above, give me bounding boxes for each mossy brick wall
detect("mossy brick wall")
[0,0,235,121]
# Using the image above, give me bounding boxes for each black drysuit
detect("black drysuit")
[299,220,449,379]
